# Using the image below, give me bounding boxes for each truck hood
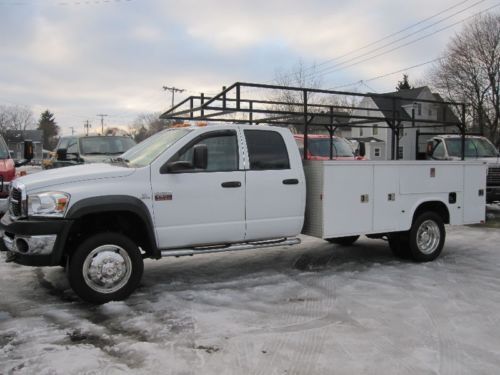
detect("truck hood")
[15,163,135,192]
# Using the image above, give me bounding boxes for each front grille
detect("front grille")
[487,166,500,186]
[9,188,23,217]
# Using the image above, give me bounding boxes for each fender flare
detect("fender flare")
[66,195,160,258]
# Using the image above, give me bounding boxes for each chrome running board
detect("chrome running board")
[160,237,301,258]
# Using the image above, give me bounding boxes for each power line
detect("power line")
[96,113,108,134]
[313,0,475,71]
[316,3,500,82]
[0,0,134,6]
[330,57,445,90]
[270,0,480,83]
[84,120,91,136]
[307,0,490,80]
[162,86,185,108]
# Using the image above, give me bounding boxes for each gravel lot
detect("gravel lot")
[1,210,500,374]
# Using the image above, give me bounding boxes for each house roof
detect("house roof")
[4,130,43,143]
[368,87,459,124]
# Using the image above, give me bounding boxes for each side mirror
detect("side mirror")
[23,140,34,161]
[193,144,208,170]
[163,161,193,173]
[56,148,67,161]
[358,142,366,158]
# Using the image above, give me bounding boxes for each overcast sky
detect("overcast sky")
[0,0,498,135]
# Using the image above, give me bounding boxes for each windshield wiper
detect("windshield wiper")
[110,157,130,163]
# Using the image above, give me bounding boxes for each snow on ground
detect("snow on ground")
[1,222,500,374]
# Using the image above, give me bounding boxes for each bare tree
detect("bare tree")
[272,61,357,134]
[430,13,500,145]
[130,112,169,142]
[0,105,35,134]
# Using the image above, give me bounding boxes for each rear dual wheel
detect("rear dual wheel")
[389,212,445,262]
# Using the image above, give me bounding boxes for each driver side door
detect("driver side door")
[151,129,246,249]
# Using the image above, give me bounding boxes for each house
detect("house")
[349,87,460,160]
[4,130,44,162]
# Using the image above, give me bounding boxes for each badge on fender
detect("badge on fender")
[155,192,173,201]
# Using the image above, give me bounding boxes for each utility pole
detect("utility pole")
[69,126,75,135]
[84,120,91,136]
[163,86,185,108]
[96,114,108,135]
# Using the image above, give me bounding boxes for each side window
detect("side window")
[244,130,290,170]
[67,138,78,153]
[173,133,238,172]
[433,141,445,159]
[57,138,69,150]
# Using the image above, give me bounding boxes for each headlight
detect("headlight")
[28,192,70,217]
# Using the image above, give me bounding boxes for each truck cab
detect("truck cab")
[46,135,136,169]
[427,135,500,202]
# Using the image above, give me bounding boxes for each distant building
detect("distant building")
[349,87,460,160]
[5,130,44,162]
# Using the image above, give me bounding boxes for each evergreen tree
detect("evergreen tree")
[396,74,413,91]
[37,110,60,150]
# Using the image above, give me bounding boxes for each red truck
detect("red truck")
[294,134,366,160]
[0,136,33,215]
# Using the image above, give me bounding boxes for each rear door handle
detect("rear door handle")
[283,178,299,185]
[221,181,242,188]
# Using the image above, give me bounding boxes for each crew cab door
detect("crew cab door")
[243,129,305,241]
[151,129,245,249]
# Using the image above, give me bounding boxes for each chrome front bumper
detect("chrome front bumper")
[2,231,57,255]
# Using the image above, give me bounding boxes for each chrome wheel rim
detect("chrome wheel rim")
[82,245,132,294]
[416,220,440,255]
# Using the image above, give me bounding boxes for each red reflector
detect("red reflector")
[480,220,485,224]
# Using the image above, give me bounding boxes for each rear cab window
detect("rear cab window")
[244,130,290,170]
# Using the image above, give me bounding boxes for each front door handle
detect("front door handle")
[221,181,242,188]
[283,178,299,185]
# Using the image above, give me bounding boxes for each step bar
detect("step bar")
[160,237,301,258]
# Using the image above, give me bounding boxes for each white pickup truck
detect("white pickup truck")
[0,124,487,303]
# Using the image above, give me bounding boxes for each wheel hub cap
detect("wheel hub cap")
[416,220,440,255]
[83,245,132,294]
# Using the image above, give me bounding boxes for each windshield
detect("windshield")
[79,136,136,155]
[309,138,355,158]
[120,128,192,168]
[0,137,10,159]
[445,138,499,158]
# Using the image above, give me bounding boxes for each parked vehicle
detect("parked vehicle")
[427,135,500,203]
[0,124,486,303]
[44,135,136,169]
[0,136,33,215]
[294,134,366,160]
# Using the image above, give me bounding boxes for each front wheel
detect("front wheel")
[68,232,144,304]
[326,235,360,246]
[408,212,445,262]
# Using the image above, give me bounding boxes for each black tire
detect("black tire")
[408,212,445,262]
[68,232,144,304]
[326,235,360,246]
[388,232,411,258]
